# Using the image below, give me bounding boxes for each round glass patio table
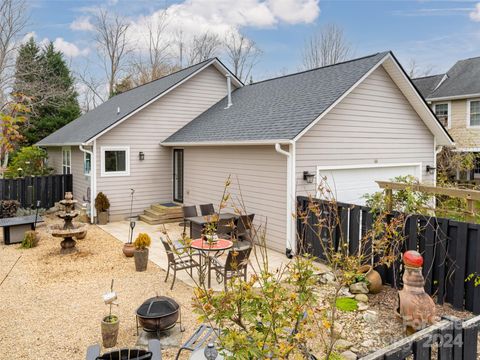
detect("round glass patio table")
[191,239,233,288]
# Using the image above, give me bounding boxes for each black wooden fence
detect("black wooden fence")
[359,315,480,360]
[296,196,480,315]
[0,174,73,209]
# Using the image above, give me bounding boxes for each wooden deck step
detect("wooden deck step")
[139,202,183,225]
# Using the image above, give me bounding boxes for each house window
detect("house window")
[434,103,450,128]
[101,146,130,177]
[62,147,71,175]
[469,100,480,127]
[84,152,91,175]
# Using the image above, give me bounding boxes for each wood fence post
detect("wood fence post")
[466,197,475,223]
[385,188,393,213]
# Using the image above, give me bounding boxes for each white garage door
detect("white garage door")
[317,163,421,205]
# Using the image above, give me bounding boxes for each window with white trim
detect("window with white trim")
[101,146,130,176]
[469,100,480,127]
[62,147,71,174]
[84,152,91,175]
[434,103,449,128]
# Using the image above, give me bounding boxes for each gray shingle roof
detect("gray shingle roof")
[411,74,444,98]
[163,52,389,144]
[413,56,480,100]
[37,59,214,146]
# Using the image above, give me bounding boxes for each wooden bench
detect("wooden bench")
[0,215,43,245]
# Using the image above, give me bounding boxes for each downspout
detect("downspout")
[275,142,295,258]
[79,144,95,224]
[434,136,443,186]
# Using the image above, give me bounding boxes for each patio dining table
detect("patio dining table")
[186,212,238,239]
[190,238,233,288]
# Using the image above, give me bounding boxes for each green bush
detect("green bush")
[5,146,52,178]
[335,297,358,312]
[21,230,39,248]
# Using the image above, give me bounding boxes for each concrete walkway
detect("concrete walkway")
[99,220,296,291]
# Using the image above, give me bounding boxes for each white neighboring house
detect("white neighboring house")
[37,52,453,254]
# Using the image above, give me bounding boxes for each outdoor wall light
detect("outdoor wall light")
[426,165,436,174]
[303,171,315,184]
[138,152,145,161]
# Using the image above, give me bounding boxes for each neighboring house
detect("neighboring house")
[413,56,480,179]
[38,52,452,254]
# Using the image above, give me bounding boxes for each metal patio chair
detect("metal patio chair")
[181,205,198,235]
[200,203,215,216]
[161,237,199,290]
[175,324,219,360]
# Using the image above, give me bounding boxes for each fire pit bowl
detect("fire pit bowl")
[136,296,180,332]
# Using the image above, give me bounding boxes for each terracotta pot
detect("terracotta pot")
[134,248,149,271]
[101,315,119,348]
[123,243,135,257]
[358,265,382,294]
[97,211,109,225]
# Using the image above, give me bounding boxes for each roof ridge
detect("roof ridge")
[250,51,389,86]
[112,58,215,96]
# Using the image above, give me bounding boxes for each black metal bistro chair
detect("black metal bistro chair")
[181,205,198,235]
[213,247,252,289]
[161,237,199,290]
[200,203,215,216]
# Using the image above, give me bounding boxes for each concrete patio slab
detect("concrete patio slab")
[98,220,302,292]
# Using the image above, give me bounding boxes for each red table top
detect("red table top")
[190,238,233,251]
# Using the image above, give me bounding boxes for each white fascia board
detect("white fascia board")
[428,93,480,102]
[84,59,225,144]
[161,139,292,147]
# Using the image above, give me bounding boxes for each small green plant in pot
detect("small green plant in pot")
[101,280,119,348]
[95,192,110,225]
[134,233,151,272]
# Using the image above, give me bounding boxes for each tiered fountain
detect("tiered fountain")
[50,192,87,249]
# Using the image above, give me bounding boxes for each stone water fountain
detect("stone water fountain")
[50,192,87,249]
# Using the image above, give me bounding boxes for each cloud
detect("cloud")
[470,3,480,21]
[70,16,94,31]
[53,38,90,57]
[22,31,37,43]
[267,0,320,24]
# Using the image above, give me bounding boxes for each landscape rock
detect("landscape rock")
[335,339,354,350]
[363,310,378,323]
[354,294,369,303]
[320,272,336,284]
[340,350,357,360]
[349,282,369,294]
[357,302,369,311]
[361,339,375,348]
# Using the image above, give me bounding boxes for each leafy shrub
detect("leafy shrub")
[134,233,151,250]
[21,230,39,248]
[335,297,358,312]
[5,146,52,178]
[95,192,110,212]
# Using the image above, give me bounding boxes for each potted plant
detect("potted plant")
[123,189,136,257]
[101,280,119,348]
[95,192,110,225]
[134,233,151,271]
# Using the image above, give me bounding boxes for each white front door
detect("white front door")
[317,163,422,205]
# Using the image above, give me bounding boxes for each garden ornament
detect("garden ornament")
[397,250,437,333]
[204,343,218,360]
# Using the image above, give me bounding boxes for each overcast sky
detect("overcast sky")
[26,0,480,82]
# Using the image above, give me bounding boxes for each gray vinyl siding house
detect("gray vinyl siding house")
[38,52,452,253]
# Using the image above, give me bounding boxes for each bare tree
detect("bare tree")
[301,24,351,70]
[129,10,172,84]
[76,67,107,112]
[407,58,434,78]
[92,9,130,98]
[187,31,222,65]
[0,0,28,104]
[224,29,262,83]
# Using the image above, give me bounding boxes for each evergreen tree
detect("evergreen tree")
[14,39,81,145]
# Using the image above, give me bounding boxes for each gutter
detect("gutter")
[275,142,296,258]
[79,144,96,224]
[162,139,292,147]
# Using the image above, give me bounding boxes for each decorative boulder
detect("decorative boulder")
[349,282,369,294]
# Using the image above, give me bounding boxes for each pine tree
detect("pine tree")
[14,39,81,145]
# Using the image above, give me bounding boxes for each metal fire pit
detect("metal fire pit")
[136,296,183,334]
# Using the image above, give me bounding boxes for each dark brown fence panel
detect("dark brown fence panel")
[297,196,480,315]
[0,174,72,209]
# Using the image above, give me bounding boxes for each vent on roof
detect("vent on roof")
[117,106,120,115]
[225,73,232,109]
